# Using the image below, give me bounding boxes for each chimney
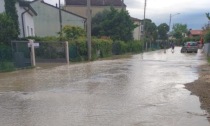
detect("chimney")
[121,0,124,9]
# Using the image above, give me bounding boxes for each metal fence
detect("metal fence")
[11,40,68,68]
[35,41,66,63]
[11,41,31,68]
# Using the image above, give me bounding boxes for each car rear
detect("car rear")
[186,42,198,53]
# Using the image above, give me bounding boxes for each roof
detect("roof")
[18,0,37,16]
[65,0,126,7]
[190,30,203,35]
[30,0,86,20]
[131,17,142,22]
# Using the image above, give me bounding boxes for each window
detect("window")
[31,28,33,36]
[27,26,30,36]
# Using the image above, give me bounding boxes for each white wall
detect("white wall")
[24,12,35,37]
[0,0,5,13]
[16,3,35,38]
[133,21,140,40]
[133,20,141,40]
[31,1,86,37]
[0,1,35,38]
[204,43,210,56]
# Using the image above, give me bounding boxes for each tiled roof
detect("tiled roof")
[131,17,142,21]
[65,0,126,6]
[190,30,203,35]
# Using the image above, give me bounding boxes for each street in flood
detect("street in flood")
[0,47,209,126]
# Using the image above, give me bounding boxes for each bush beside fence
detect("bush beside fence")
[0,38,144,72]
[69,39,143,61]
[0,45,15,72]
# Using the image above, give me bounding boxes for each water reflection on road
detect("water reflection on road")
[0,47,209,126]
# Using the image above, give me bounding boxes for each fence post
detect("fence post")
[65,41,69,64]
[29,39,36,67]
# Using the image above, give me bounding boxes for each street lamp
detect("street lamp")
[169,13,180,31]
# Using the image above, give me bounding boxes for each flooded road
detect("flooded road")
[0,47,209,126]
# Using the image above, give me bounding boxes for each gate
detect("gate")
[11,41,31,68]
[11,40,69,68]
[35,41,67,63]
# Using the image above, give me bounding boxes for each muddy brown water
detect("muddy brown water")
[0,47,209,126]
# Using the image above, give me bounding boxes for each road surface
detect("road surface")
[0,47,209,126]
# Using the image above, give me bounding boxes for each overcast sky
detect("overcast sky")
[43,0,210,29]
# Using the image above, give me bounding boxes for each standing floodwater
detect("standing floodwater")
[0,47,209,126]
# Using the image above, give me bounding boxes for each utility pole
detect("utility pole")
[59,0,62,40]
[169,13,180,31]
[143,0,147,51]
[87,0,92,60]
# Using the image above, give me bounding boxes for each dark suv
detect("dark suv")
[181,41,198,53]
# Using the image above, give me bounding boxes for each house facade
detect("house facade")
[30,0,86,37]
[0,0,37,38]
[0,0,4,12]
[132,17,143,40]
[63,0,126,18]
[63,0,143,40]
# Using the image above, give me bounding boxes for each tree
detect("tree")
[157,23,169,40]
[4,0,19,38]
[62,25,85,40]
[206,13,210,20]
[172,23,187,39]
[0,13,17,45]
[143,19,157,41]
[92,7,137,41]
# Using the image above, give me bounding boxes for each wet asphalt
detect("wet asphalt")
[0,47,209,126]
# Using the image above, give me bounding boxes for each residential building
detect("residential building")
[0,0,37,38]
[63,0,126,18]
[188,30,203,38]
[30,0,86,37]
[63,0,143,40]
[131,17,143,40]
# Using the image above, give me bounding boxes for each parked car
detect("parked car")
[181,41,198,53]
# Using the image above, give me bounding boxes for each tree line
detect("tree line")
[1,3,210,46]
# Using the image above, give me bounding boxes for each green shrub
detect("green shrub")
[112,41,125,55]
[112,40,143,55]
[35,42,65,59]
[63,25,85,40]
[68,38,113,61]
[0,61,15,72]
[204,30,210,43]
[0,44,12,61]
[128,40,143,53]
[26,36,60,42]
[92,38,113,58]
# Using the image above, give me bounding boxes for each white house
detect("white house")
[30,0,86,37]
[131,17,143,40]
[0,0,37,38]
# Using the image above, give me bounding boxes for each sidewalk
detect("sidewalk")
[185,64,210,122]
